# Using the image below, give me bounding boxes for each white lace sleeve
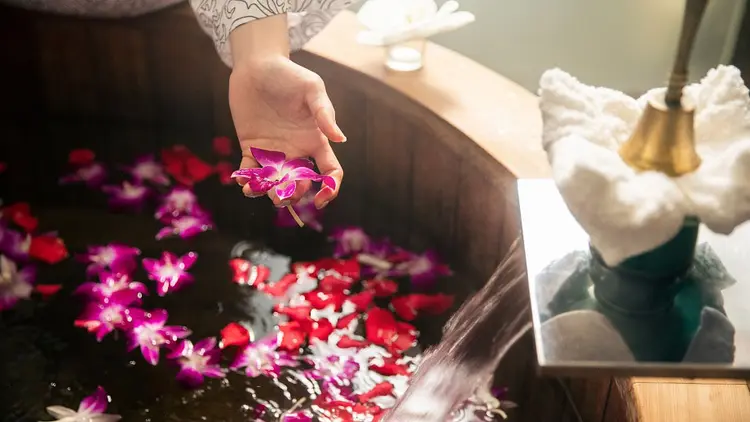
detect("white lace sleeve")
[190,0,354,68]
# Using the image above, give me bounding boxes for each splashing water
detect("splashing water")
[383,241,531,422]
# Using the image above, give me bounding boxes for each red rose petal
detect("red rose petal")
[336,312,359,329]
[215,161,234,185]
[369,361,410,376]
[34,284,62,297]
[2,203,38,233]
[318,274,354,294]
[274,304,312,321]
[220,322,251,348]
[304,291,345,310]
[365,307,398,346]
[331,258,360,279]
[230,259,270,287]
[261,273,298,297]
[309,318,334,341]
[391,293,455,321]
[358,381,394,403]
[277,321,306,352]
[363,279,399,297]
[68,148,95,165]
[346,290,375,312]
[337,335,369,349]
[185,156,214,183]
[29,235,68,264]
[212,136,233,156]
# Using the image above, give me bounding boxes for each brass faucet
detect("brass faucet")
[618,0,709,177]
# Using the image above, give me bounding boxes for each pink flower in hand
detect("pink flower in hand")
[42,386,121,422]
[231,148,336,202]
[167,338,225,388]
[125,308,191,365]
[142,251,198,296]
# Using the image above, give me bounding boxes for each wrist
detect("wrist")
[230,14,290,68]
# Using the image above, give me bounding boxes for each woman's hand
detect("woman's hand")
[228,14,346,209]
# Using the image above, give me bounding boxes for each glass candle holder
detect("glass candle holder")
[384,39,427,72]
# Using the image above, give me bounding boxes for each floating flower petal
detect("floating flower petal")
[212,136,233,156]
[142,251,197,296]
[59,161,107,188]
[390,293,454,321]
[124,155,171,186]
[167,338,225,388]
[330,226,371,258]
[68,148,96,166]
[78,243,141,276]
[161,145,214,186]
[75,271,148,304]
[74,294,139,342]
[392,250,451,290]
[125,308,191,365]
[29,235,69,264]
[230,335,298,378]
[155,214,213,240]
[1,202,38,232]
[154,186,205,220]
[0,255,35,311]
[102,181,151,210]
[42,386,121,422]
[0,224,30,262]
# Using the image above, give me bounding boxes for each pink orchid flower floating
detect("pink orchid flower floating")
[167,338,226,388]
[231,147,337,228]
[24,143,502,420]
[59,161,108,188]
[101,181,151,210]
[142,251,198,296]
[42,386,121,422]
[126,308,191,365]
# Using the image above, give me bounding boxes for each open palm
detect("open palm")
[229,58,346,208]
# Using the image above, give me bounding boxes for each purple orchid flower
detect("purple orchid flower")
[74,291,139,341]
[329,227,370,258]
[42,386,121,422]
[304,354,361,394]
[101,181,151,210]
[0,224,30,262]
[74,271,148,304]
[77,243,141,276]
[167,338,225,388]
[155,214,213,240]
[154,186,205,220]
[393,250,452,290]
[59,162,107,188]
[275,191,323,231]
[142,251,197,296]
[124,155,171,186]
[230,335,298,378]
[230,147,337,201]
[0,255,35,311]
[125,308,191,366]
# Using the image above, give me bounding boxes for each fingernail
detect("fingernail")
[316,200,330,210]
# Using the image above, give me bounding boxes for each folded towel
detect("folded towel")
[539,65,750,266]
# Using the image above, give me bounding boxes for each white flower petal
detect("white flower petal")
[45,406,76,419]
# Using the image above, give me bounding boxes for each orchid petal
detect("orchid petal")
[275,182,297,201]
[78,386,108,414]
[195,337,217,353]
[155,227,174,240]
[281,158,315,173]
[281,167,325,183]
[141,344,161,366]
[46,406,77,418]
[176,367,204,388]
[250,147,287,168]
[149,309,169,325]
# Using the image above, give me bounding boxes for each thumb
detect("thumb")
[305,78,347,143]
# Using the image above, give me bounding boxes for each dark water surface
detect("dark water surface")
[0,206,329,421]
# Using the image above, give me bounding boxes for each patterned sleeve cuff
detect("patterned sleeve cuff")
[190,0,353,68]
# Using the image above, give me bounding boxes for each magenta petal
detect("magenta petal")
[141,258,158,274]
[281,167,322,182]
[74,282,99,298]
[195,337,217,353]
[167,340,191,359]
[202,366,226,379]
[319,175,337,190]
[149,309,169,325]
[275,182,297,201]
[124,330,139,351]
[178,226,203,239]
[78,386,108,414]
[155,227,174,240]
[141,344,160,366]
[250,147,286,168]
[176,367,204,388]
[161,326,192,341]
[179,252,198,270]
[281,158,314,173]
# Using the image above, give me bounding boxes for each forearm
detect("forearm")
[230,14,290,66]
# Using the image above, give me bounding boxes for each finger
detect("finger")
[236,155,258,187]
[312,144,343,209]
[305,78,346,143]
